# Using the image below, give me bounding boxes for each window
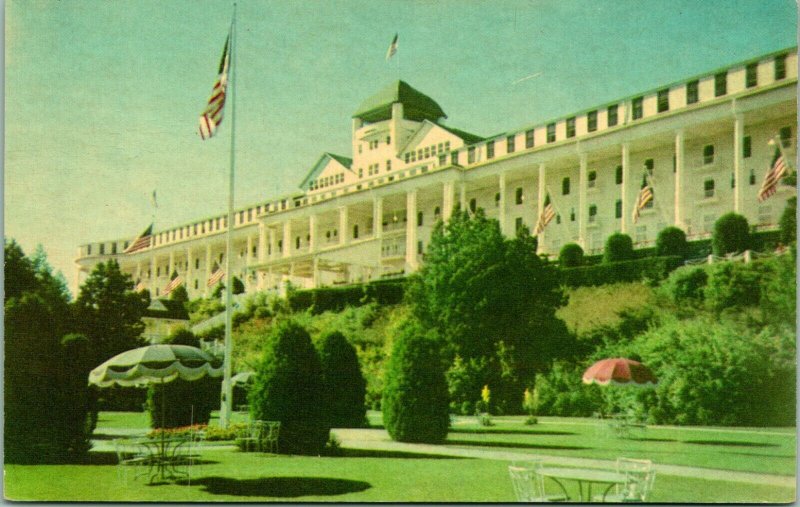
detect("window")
[417,241,424,255]
[495,192,501,207]
[731,172,736,189]
[195,280,199,290]
[451,151,459,165]
[615,200,622,219]
[515,217,523,232]
[566,117,576,138]
[467,146,476,164]
[156,266,160,277]
[525,129,535,148]
[615,165,623,185]
[195,259,200,269]
[587,171,597,188]
[780,126,792,148]
[515,187,524,205]
[746,63,758,88]
[750,169,756,185]
[434,206,441,219]
[743,136,751,158]
[714,72,727,97]
[295,237,301,250]
[703,145,715,165]
[386,136,391,144]
[386,160,392,172]
[657,89,670,112]
[547,123,556,143]
[686,80,699,104]
[570,208,576,222]
[438,154,447,166]
[562,177,570,195]
[607,105,619,126]
[644,158,654,174]
[99,243,105,255]
[278,240,282,252]
[469,198,477,213]
[587,111,597,132]
[588,205,597,223]
[775,53,787,80]
[353,224,359,239]
[632,97,644,120]
[417,211,424,226]
[704,179,715,198]
[486,140,495,159]
[556,214,561,224]
[111,243,117,254]
[507,135,516,153]
[672,154,677,173]
[358,168,363,178]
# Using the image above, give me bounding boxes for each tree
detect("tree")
[559,243,584,267]
[74,260,150,366]
[249,320,330,454]
[232,276,245,295]
[316,331,367,428]
[382,324,450,443]
[655,227,688,259]
[406,210,569,412]
[169,284,189,303]
[779,196,796,246]
[603,233,634,263]
[712,213,750,256]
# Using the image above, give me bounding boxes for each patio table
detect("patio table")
[538,466,627,502]
[136,437,190,483]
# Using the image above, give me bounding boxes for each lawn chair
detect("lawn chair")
[260,421,281,454]
[112,439,151,482]
[237,420,266,452]
[508,460,567,502]
[594,457,656,502]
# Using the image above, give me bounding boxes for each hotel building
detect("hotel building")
[75,48,797,299]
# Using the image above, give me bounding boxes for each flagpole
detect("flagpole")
[220,3,237,429]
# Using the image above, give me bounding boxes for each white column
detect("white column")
[578,153,588,248]
[308,215,317,252]
[373,197,383,239]
[498,173,507,235]
[204,244,212,297]
[258,223,267,262]
[733,114,744,213]
[339,206,349,245]
[268,227,277,259]
[282,220,292,258]
[674,130,685,227]
[459,182,467,211]
[537,163,546,253]
[168,251,175,278]
[442,181,455,220]
[405,189,418,270]
[150,256,157,295]
[621,143,631,234]
[312,257,321,287]
[246,236,253,265]
[136,262,142,282]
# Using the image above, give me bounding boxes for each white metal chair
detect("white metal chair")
[260,421,281,454]
[508,460,567,502]
[595,458,656,502]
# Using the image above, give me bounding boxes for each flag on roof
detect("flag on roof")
[207,264,225,287]
[385,33,398,61]
[124,224,153,254]
[535,194,555,235]
[632,174,653,224]
[163,272,183,296]
[199,33,231,140]
[758,147,789,202]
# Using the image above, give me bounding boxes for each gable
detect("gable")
[299,153,353,191]
[397,120,482,160]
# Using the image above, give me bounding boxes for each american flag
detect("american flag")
[207,265,225,287]
[632,174,653,224]
[535,194,556,235]
[124,224,153,254]
[199,33,231,140]
[385,33,398,61]
[163,272,183,296]
[758,148,789,202]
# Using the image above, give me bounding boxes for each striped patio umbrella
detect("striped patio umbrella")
[89,344,223,388]
[581,358,657,387]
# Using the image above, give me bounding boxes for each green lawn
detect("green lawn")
[3,411,795,502]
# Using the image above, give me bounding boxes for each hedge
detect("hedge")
[560,255,684,288]
[287,279,405,313]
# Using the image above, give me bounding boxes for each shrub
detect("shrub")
[249,320,330,454]
[779,196,796,246]
[363,279,405,305]
[603,233,634,263]
[660,266,708,305]
[559,243,584,267]
[534,361,601,417]
[560,256,683,287]
[382,324,449,443]
[712,213,750,256]
[704,260,765,313]
[316,331,367,428]
[655,227,688,258]
[232,276,245,295]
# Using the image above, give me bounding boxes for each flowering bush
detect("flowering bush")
[147,424,207,440]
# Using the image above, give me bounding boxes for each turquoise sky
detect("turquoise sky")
[5,0,797,292]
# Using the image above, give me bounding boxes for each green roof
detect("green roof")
[327,153,352,168]
[143,299,189,320]
[438,124,485,145]
[353,81,447,123]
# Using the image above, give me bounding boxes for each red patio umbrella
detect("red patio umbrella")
[582,357,657,387]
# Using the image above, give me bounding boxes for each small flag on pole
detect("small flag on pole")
[535,194,555,235]
[199,33,231,140]
[758,147,789,202]
[386,33,398,61]
[163,272,183,296]
[207,264,225,287]
[124,224,153,254]
[151,190,158,209]
[632,173,654,224]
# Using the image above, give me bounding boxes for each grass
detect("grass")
[556,282,654,336]
[3,411,796,502]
